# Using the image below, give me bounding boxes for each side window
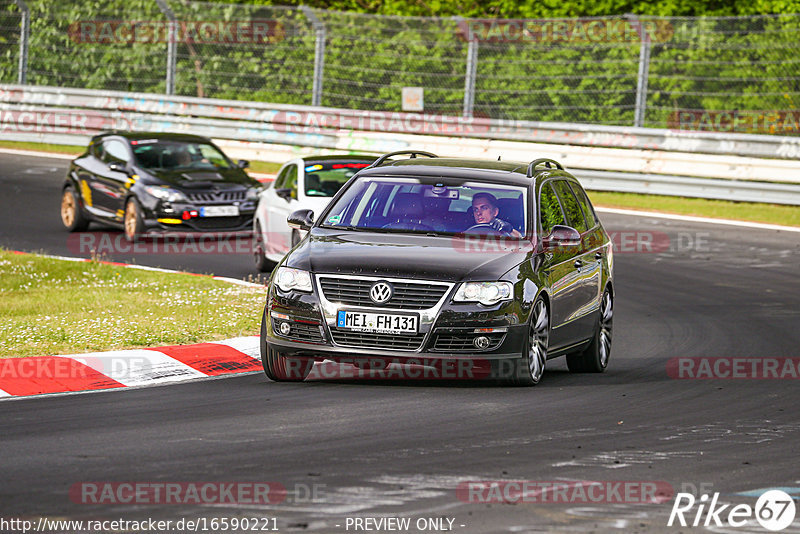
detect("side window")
[284,165,298,199]
[90,141,104,159]
[552,180,588,233]
[273,164,293,189]
[102,140,130,164]
[568,181,598,229]
[539,182,565,236]
[274,165,297,199]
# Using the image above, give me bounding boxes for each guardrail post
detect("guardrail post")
[463,36,478,118]
[627,14,651,128]
[301,6,325,107]
[155,0,177,95]
[13,0,29,85]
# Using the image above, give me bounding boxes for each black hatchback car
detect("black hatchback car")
[60,132,262,240]
[260,151,614,386]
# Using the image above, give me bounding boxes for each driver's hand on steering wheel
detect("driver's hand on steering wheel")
[489,218,522,237]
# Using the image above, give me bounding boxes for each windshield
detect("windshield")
[132,140,234,171]
[304,160,374,197]
[319,177,529,236]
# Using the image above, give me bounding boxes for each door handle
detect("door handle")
[595,251,602,261]
[574,259,583,269]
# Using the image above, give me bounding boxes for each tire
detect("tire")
[493,297,548,386]
[567,288,613,373]
[259,309,313,382]
[61,185,89,232]
[253,221,271,272]
[123,197,145,242]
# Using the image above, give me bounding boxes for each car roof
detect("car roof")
[302,154,377,162]
[92,131,213,143]
[357,157,571,188]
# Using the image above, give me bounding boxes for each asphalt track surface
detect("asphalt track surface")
[1,152,800,533]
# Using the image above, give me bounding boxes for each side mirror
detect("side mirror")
[542,225,581,249]
[108,162,127,174]
[237,159,249,169]
[275,188,293,200]
[288,209,314,231]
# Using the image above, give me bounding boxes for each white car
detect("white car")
[253,155,376,270]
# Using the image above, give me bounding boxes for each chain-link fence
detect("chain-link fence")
[1,0,799,132]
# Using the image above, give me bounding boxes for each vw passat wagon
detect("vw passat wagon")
[260,151,614,386]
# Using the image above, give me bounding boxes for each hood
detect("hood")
[287,228,533,282]
[143,167,258,189]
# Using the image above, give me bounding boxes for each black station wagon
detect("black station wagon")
[260,151,614,386]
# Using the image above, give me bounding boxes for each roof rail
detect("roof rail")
[370,150,438,168]
[526,158,564,177]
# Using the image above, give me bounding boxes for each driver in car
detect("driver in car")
[471,192,522,237]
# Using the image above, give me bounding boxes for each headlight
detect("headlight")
[453,281,513,306]
[275,267,313,293]
[144,185,187,203]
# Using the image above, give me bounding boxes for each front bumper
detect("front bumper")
[138,193,257,233]
[264,285,529,363]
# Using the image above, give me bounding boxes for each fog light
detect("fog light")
[279,322,291,335]
[474,336,490,349]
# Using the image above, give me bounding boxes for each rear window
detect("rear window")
[304,160,374,197]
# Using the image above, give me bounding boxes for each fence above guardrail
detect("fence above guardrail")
[1,1,800,131]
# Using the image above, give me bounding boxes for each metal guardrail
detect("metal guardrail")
[2,84,800,205]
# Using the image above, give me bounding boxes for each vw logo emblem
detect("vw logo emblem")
[369,281,393,304]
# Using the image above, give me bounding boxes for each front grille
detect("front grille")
[187,190,247,203]
[432,331,506,352]
[319,278,449,310]
[329,328,426,351]
[190,216,247,230]
[274,321,325,344]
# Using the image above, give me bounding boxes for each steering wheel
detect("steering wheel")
[465,223,504,235]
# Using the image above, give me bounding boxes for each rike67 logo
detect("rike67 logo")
[668,490,797,531]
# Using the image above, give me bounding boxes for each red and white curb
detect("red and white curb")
[2,250,266,399]
[0,336,262,399]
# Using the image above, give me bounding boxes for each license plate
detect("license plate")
[337,310,418,335]
[199,205,239,217]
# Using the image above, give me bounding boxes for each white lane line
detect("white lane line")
[211,336,261,359]
[64,350,207,387]
[595,206,800,233]
[212,276,265,288]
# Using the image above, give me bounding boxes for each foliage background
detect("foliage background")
[1,0,798,129]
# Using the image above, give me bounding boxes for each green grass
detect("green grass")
[0,140,85,155]
[587,191,800,227]
[0,251,267,358]
[247,160,282,174]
